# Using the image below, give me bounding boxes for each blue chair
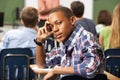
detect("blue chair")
[106,55,120,78]
[0,48,35,80]
[104,48,120,57]
[104,48,120,78]
[45,37,59,52]
[45,37,55,52]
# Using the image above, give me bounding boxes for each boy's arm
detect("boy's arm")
[36,45,46,68]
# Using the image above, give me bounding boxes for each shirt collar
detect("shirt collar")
[23,27,37,34]
[64,24,84,50]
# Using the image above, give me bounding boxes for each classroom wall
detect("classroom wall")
[24,0,38,9]
[93,0,120,24]
[0,0,24,25]
[60,0,93,19]
[25,0,93,19]
[0,0,120,25]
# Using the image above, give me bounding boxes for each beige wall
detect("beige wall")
[25,0,93,19]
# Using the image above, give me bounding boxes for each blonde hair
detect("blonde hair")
[108,3,120,48]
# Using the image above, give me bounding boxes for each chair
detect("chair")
[0,48,35,80]
[106,55,120,78]
[104,48,120,57]
[104,48,120,78]
[45,37,59,52]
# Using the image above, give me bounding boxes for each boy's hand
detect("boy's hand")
[43,70,54,80]
[36,21,53,43]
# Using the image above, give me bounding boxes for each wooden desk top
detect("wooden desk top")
[30,64,52,74]
[104,71,120,80]
[30,64,120,80]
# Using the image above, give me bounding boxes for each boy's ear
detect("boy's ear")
[70,16,76,26]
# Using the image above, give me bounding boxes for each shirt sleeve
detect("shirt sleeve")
[0,31,10,51]
[74,31,103,78]
[45,47,61,68]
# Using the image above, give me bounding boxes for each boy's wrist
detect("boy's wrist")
[34,38,44,46]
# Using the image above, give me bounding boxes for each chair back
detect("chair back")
[45,37,59,52]
[0,48,35,80]
[104,48,120,78]
[106,55,120,78]
[104,48,120,57]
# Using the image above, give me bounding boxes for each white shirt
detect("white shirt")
[0,27,37,56]
[95,24,104,34]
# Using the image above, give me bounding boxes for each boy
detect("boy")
[35,6,104,80]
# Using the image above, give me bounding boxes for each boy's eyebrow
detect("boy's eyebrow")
[54,20,60,24]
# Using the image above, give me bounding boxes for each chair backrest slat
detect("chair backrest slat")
[0,48,35,80]
[104,48,120,78]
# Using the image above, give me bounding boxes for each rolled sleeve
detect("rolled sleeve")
[74,53,100,78]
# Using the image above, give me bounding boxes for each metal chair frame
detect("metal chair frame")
[0,48,35,80]
[3,54,30,80]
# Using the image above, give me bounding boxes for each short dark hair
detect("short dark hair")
[49,6,74,19]
[97,10,112,26]
[71,1,84,17]
[21,7,38,27]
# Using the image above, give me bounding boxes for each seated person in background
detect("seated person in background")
[70,1,97,37]
[99,26,111,51]
[38,0,60,27]
[0,7,38,56]
[99,3,120,50]
[96,10,112,38]
[38,0,60,52]
[35,6,104,80]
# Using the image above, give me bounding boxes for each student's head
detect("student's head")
[108,3,120,48]
[97,10,112,26]
[70,1,84,17]
[21,7,38,28]
[48,6,76,42]
[112,3,120,29]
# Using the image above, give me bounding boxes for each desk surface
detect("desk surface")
[104,71,120,80]
[30,64,120,80]
[30,64,52,74]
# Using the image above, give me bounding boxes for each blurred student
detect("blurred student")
[70,1,97,37]
[38,0,59,27]
[96,10,112,37]
[99,4,120,50]
[35,6,104,80]
[108,4,120,49]
[0,7,38,56]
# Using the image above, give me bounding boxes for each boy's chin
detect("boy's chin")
[56,39,63,43]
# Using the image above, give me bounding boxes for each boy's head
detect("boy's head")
[70,1,84,17]
[21,7,38,28]
[97,10,112,25]
[48,6,76,42]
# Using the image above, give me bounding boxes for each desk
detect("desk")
[30,64,52,74]
[104,71,120,80]
[30,64,59,80]
[30,64,120,80]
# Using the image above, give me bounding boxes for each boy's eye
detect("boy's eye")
[56,21,62,25]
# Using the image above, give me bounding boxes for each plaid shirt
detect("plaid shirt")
[46,24,104,78]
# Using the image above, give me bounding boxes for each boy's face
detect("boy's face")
[48,11,75,42]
